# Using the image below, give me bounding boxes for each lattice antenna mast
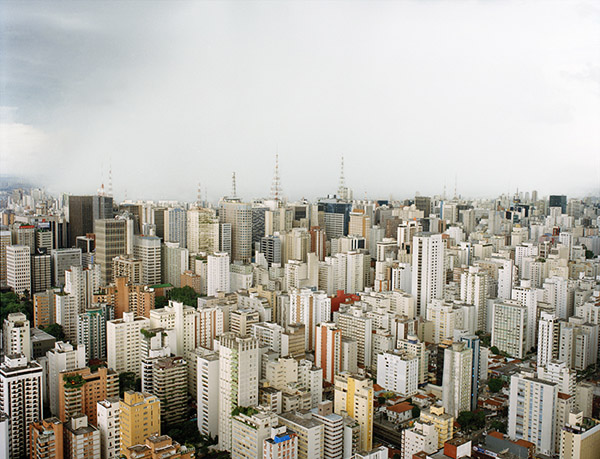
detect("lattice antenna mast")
[197,182,202,206]
[108,161,113,197]
[270,153,283,203]
[338,156,347,200]
[231,172,237,199]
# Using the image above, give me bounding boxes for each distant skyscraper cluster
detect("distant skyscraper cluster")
[1,169,600,459]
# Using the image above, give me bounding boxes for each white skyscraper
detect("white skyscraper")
[538,311,560,368]
[133,235,162,285]
[207,252,230,296]
[491,300,527,359]
[97,397,120,459]
[377,351,419,397]
[106,312,150,377]
[460,266,488,331]
[512,280,538,353]
[47,341,87,417]
[6,245,31,295]
[196,349,220,438]
[411,233,444,317]
[508,370,558,456]
[161,242,189,287]
[441,342,473,418]
[217,333,260,452]
[3,312,31,361]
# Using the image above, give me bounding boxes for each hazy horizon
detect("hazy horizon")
[1,1,599,202]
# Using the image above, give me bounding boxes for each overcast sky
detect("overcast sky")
[1,1,599,202]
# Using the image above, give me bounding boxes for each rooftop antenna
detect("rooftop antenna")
[108,159,113,197]
[338,156,346,199]
[231,172,237,198]
[270,152,282,202]
[454,173,457,200]
[197,182,202,206]
[204,186,208,206]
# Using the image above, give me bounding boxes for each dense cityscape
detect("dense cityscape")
[0,168,599,459]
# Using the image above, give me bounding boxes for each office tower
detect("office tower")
[68,195,94,247]
[3,312,31,361]
[401,421,438,459]
[298,360,323,409]
[31,249,51,293]
[315,323,342,384]
[0,229,11,287]
[152,207,165,240]
[219,222,232,257]
[196,350,220,438]
[261,235,282,266]
[51,248,82,287]
[6,245,30,294]
[119,391,161,454]
[278,411,324,459]
[397,335,428,385]
[33,289,56,328]
[64,414,100,459]
[97,397,120,459]
[29,418,64,459]
[161,242,189,287]
[231,309,259,337]
[197,305,224,350]
[93,194,114,220]
[187,207,219,253]
[491,300,527,359]
[263,426,299,459]
[549,195,567,213]
[164,207,187,246]
[65,264,101,312]
[34,229,52,252]
[559,412,600,459]
[107,312,150,377]
[334,373,373,452]
[335,305,372,368]
[133,235,161,285]
[558,319,599,371]
[149,301,199,355]
[460,334,480,411]
[0,355,43,459]
[252,205,267,247]
[290,289,331,352]
[512,280,538,353]
[218,333,260,452]
[542,276,574,320]
[311,401,343,459]
[309,226,327,261]
[219,199,253,262]
[419,405,454,448]
[426,299,459,344]
[411,233,444,317]
[47,342,87,417]
[508,371,558,456]
[207,252,230,296]
[414,196,432,217]
[232,409,279,459]
[95,219,127,285]
[377,350,419,397]
[96,277,154,319]
[140,328,172,394]
[77,305,108,360]
[112,255,142,284]
[59,366,118,425]
[460,266,488,331]
[538,360,576,396]
[538,312,560,368]
[151,356,188,425]
[55,292,78,342]
[442,342,473,418]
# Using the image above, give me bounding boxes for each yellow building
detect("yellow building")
[420,405,454,448]
[120,391,161,454]
[334,373,373,452]
[560,412,600,459]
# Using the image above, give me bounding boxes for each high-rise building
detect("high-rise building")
[0,354,43,459]
[161,242,189,287]
[31,249,51,293]
[149,301,200,356]
[207,252,230,296]
[51,248,82,287]
[93,195,114,221]
[311,401,343,459]
[290,289,331,352]
[260,235,282,266]
[77,305,109,360]
[196,349,220,438]
[152,356,188,425]
[278,411,324,459]
[97,397,120,459]
[112,255,143,284]
[549,195,567,213]
[0,229,11,287]
[401,421,438,459]
[315,322,342,384]
[218,333,260,452]
[6,245,31,295]
[559,412,600,459]
[512,280,538,354]
[33,289,56,328]
[3,312,31,361]
[164,207,187,247]
[64,414,101,459]
[58,366,118,425]
[491,300,527,359]
[377,350,419,397]
[508,370,558,456]
[119,391,161,455]
[47,341,87,417]
[133,235,161,285]
[232,409,279,459]
[411,233,444,317]
[460,334,480,411]
[538,312,560,368]
[187,207,219,254]
[263,425,299,459]
[335,305,372,368]
[29,417,64,459]
[441,342,473,418]
[219,199,253,262]
[419,405,454,448]
[95,219,127,285]
[68,196,94,247]
[107,312,150,377]
[460,266,488,331]
[334,373,373,452]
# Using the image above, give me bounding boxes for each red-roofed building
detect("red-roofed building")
[330,290,360,312]
[386,402,414,423]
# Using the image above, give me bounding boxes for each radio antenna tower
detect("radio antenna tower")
[108,161,113,197]
[231,172,237,198]
[197,182,202,206]
[338,156,348,200]
[270,153,282,202]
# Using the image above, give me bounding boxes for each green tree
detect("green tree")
[42,323,66,340]
[490,346,500,355]
[0,291,33,323]
[167,286,200,307]
[490,420,507,434]
[154,295,169,308]
[411,406,421,418]
[488,377,503,393]
[119,372,136,396]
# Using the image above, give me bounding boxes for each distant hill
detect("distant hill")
[0,175,33,191]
